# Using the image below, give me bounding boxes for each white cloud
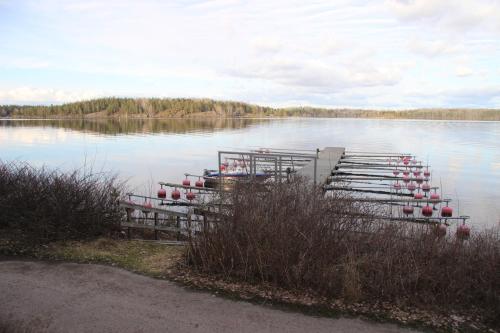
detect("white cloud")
[386,0,449,21]
[224,57,401,93]
[320,38,348,56]
[407,39,463,57]
[0,57,51,69]
[455,66,474,77]
[0,87,103,104]
[250,37,282,55]
[0,0,499,107]
[387,0,500,32]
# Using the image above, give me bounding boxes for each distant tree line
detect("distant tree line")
[1,97,499,120]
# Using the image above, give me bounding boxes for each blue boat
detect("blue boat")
[203,169,270,188]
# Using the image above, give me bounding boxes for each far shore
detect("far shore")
[1,97,499,121]
[2,113,500,121]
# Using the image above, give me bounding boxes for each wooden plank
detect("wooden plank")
[120,222,182,233]
[297,147,345,184]
[119,201,188,217]
[128,239,187,246]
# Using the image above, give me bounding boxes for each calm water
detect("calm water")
[1,118,499,228]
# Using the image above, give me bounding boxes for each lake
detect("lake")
[1,118,499,228]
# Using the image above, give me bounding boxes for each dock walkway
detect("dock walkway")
[297,147,345,184]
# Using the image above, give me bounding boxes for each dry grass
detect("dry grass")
[42,238,184,277]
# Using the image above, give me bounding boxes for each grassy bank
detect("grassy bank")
[2,97,499,120]
[0,238,183,278]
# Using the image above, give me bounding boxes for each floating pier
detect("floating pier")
[296,147,345,185]
[119,146,471,242]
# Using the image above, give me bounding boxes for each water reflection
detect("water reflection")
[0,118,271,136]
[0,118,499,228]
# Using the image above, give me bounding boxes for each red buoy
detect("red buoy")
[430,193,440,201]
[422,205,433,217]
[142,201,152,214]
[403,159,409,165]
[407,183,416,191]
[182,179,191,186]
[403,175,410,183]
[413,170,421,177]
[157,188,166,198]
[195,179,204,187]
[456,224,470,239]
[186,191,196,201]
[422,183,431,192]
[232,160,238,168]
[171,189,181,200]
[441,206,453,217]
[424,169,431,178]
[416,176,424,184]
[393,182,402,190]
[434,224,447,238]
[414,192,424,199]
[393,169,400,176]
[220,164,226,172]
[403,205,414,215]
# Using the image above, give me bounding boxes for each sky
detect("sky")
[0,0,500,108]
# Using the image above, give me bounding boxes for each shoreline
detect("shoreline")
[2,115,500,122]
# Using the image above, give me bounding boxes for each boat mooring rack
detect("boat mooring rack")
[119,147,471,241]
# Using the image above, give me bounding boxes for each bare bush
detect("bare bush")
[187,178,500,323]
[0,161,123,245]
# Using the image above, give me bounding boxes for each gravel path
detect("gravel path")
[0,261,423,333]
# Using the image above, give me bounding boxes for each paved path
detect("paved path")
[0,261,423,333]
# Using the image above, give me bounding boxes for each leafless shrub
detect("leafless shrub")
[187,177,500,323]
[0,161,123,245]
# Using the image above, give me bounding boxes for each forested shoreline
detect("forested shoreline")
[1,97,499,120]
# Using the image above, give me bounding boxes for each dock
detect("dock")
[297,147,345,185]
[119,146,471,241]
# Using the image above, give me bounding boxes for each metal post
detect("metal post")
[154,212,158,240]
[203,213,208,234]
[218,151,222,193]
[278,156,282,183]
[176,215,180,241]
[274,157,278,182]
[313,157,317,186]
[187,209,192,241]
[249,153,253,178]
[253,154,257,179]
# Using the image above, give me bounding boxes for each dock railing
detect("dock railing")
[217,149,318,185]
